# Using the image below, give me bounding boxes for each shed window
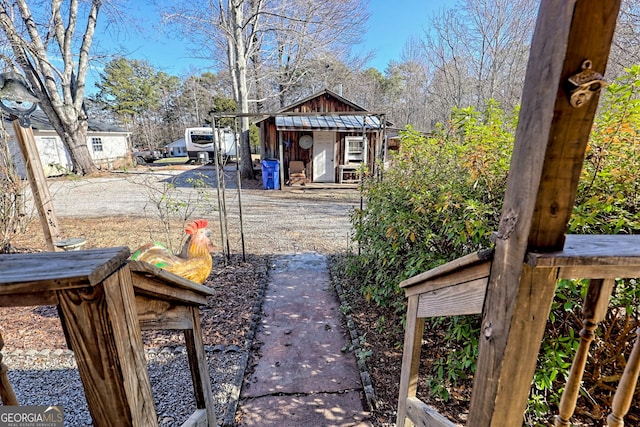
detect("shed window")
[92,137,103,152]
[344,136,366,164]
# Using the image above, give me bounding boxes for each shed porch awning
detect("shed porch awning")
[275,114,381,132]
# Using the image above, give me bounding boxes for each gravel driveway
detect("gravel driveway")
[47,164,361,255]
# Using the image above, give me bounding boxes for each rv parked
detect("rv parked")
[184,127,237,164]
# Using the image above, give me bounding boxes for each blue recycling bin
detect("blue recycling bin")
[261,159,280,190]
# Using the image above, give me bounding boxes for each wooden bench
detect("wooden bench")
[0,247,217,427]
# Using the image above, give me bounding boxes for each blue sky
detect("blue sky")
[89,0,455,85]
[360,0,455,71]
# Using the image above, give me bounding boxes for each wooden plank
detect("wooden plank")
[396,296,425,427]
[527,235,640,267]
[135,295,194,330]
[404,262,491,298]
[128,260,216,298]
[405,397,457,427]
[0,290,58,307]
[181,409,207,427]
[0,247,130,293]
[57,265,157,426]
[131,272,209,306]
[557,266,640,280]
[417,277,486,318]
[471,1,622,425]
[184,307,217,426]
[12,120,61,251]
[400,249,493,289]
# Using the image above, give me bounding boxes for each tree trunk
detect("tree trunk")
[0,0,100,175]
[231,2,255,180]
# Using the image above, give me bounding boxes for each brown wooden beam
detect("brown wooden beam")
[12,120,62,251]
[470,0,622,425]
[528,1,622,251]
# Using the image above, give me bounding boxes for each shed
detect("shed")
[4,110,131,177]
[257,89,387,186]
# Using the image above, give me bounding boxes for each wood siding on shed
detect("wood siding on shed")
[259,91,382,182]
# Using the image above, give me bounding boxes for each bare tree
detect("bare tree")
[258,0,369,108]
[420,0,536,119]
[160,0,260,178]
[0,0,111,175]
[609,0,640,78]
[161,0,368,179]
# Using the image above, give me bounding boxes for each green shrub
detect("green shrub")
[350,100,513,315]
[347,66,640,425]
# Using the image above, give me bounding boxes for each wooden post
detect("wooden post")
[0,332,19,405]
[469,0,622,425]
[12,119,61,251]
[185,307,217,426]
[57,265,157,426]
[607,327,640,427]
[396,296,425,427]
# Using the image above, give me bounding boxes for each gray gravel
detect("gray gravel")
[5,346,244,426]
[46,164,360,255]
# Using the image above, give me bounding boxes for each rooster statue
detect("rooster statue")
[131,219,214,284]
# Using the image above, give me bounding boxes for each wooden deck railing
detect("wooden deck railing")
[397,235,640,427]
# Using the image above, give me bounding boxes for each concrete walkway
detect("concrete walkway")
[236,253,373,427]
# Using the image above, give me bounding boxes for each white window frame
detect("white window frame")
[344,136,367,164]
[91,137,104,152]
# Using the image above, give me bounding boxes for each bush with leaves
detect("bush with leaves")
[350,99,514,314]
[348,66,640,425]
[348,99,514,405]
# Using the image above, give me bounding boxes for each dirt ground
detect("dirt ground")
[29,164,361,255]
[2,164,361,348]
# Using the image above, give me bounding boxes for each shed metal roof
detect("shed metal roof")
[275,114,381,131]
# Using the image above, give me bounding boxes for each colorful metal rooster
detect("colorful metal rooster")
[131,219,214,284]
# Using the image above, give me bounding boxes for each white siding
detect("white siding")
[5,126,131,177]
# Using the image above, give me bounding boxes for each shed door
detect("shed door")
[312,131,335,182]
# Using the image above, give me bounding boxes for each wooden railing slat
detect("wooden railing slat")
[607,328,640,427]
[555,279,615,426]
[405,397,457,427]
[417,277,486,318]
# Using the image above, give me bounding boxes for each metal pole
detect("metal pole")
[214,120,231,262]
[233,118,246,261]
[211,117,228,263]
[278,131,284,190]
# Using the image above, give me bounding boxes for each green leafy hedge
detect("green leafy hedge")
[347,65,640,424]
[350,99,514,315]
